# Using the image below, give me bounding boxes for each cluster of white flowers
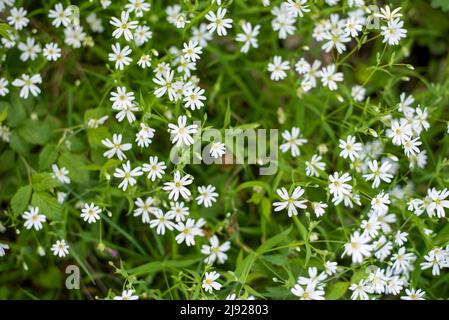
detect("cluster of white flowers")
[1,0,448,301]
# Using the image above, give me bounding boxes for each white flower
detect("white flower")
[375,5,403,21]
[421,248,447,276]
[18,37,41,61]
[398,92,415,115]
[101,134,132,161]
[370,191,391,215]
[295,58,310,75]
[305,154,325,177]
[363,160,393,189]
[183,86,206,110]
[153,70,176,101]
[344,16,363,37]
[205,8,233,36]
[80,203,102,224]
[201,235,231,265]
[311,202,328,218]
[361,216,381,239]
[0,78,9,96]
[342,231,372,264]
[133,197,158,223]
[51,239,69,258]
[126,0,151,18]
[325,261,338,275]
[113,289,139,300]
[271,4,296,39]
[0,243,9,257]
[280,127,308,157]
[351,85,366,102]
[142,156,167,181]
[401,288,425,300]
[273,186,307,217]
[166,5,181,25]
[113,161,143,191]
[135,123,155,148]
[12,74,42,99]
[236,22,260,53]
[43,43,61,61]
[304,60,322,88]
[426,188,449,218]
[48,3,71,28]
[57,192,67,204]
[191,23,213,48]
[202,271,222,293]
[285,0,310,18]
[349,280,370,300]
[23,207,46,231]
[267,56,290,81]
[108,43,132,70]
[149,210,175,235]
[394,231,408,246]
[291,282,325,300]
[318,64,343,91]
[52,164,71,184]
[391,247,416,274]
[64,25,86,48]
[137,54,151,68]
[175,218,204,246]
[134,25,152,46]
[7,7,29,30]
[402,137,421,158]
[166,202,190,222]
[86,13,104,33]
[322,28,350,54]
[339,135,362,161]
[182,40,202,62]
[168,115,198,147]
[110,11,138,41]
[381,18,407,46]
[328,172,352,200]
[110,86,135,110]
[163,171,193,201]
[196,185,218,208]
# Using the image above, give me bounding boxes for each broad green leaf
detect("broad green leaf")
[11,185,32,217]
[31,191,61,220]
[18,119,52,145]
[58,152,89,184]
[38,144,58,170]
[31,172,60,192]
[9,131,30,156]
[326,282,350,300]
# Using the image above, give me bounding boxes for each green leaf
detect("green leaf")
[435,224,449,245]
[31,172,60,192]
[325,282,350,300]
[38,144,59,170]
[18,119,52,145]
[9,131,30,155]
[128,258,201,276]
[0,109,7,123]
[87,127,110,149]
[256,226,292,254]
[58,152,89,184]
[0,23,12,41]
[31,191,61,220]
[431,0,449,11]
[11,185,32,217]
